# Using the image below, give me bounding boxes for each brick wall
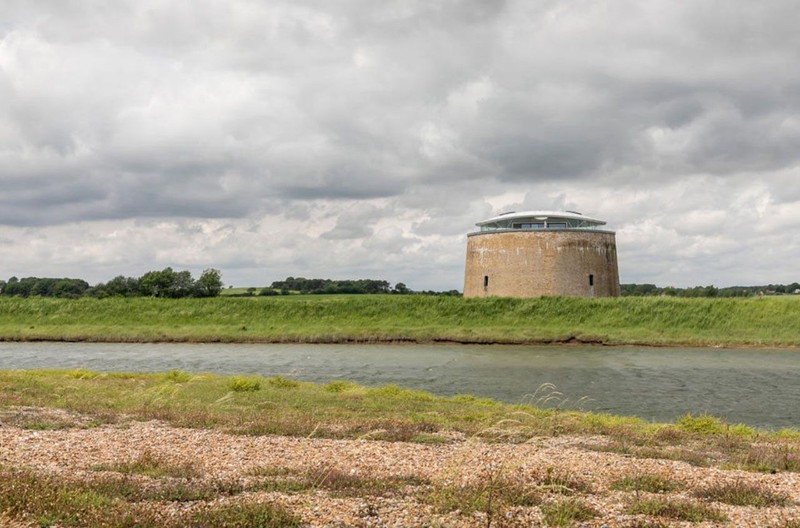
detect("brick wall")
[463,230,620,298]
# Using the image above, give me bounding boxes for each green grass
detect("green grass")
[694,480,792,507]
[610,474,681,493]
[540,498,598,526]
[93,449,201,479]
[1,369,798,447]
[0,466,300,527]
[1,295,799,346]
[626,497,726,522]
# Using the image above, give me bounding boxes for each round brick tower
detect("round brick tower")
[463,211,620,298]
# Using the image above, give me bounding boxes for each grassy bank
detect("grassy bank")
[0,295,799,347]
[1,369,798,465]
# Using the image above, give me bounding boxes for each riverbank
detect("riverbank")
[1,295,799,347]
[1,371,799,527]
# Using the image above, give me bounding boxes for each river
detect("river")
[1,342,798,429]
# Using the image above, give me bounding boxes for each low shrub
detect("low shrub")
[626,497,726,522]
[610,475,681,493]
[541,498,598,526]
[266,376,299,389]
[228,376,262,392]
[694,480,791,507]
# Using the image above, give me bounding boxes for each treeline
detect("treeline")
[264,277,401,295]
[0,277,91,298]
[258,277,460,296]
[621,282,800,297]
[0,268,223,299]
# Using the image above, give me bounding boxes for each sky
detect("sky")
[2,1,799,291]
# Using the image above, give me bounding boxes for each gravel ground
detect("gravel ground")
[1,410,800,527]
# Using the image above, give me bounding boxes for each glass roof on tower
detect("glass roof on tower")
[475,210,608,232]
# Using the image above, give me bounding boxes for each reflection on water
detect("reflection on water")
[1,342,798,429]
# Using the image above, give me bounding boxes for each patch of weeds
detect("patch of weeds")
[537,467,591,495]
[186,500,301,527]
[246,464,427,498]
[66,369,101,380]
[450,394,499,406]
[234,416,321,438]
[611,444,713,468]
[540,498,598,527]
[0,468,126,527]
[266,375,299,389]
[324,380,357,393]
[228,376,261,392]
[369,384,434,401]
[309,466,426,497]
[739,443,800,472]
[676,413,728,434]
[582,440,635,456]
[650,425,687,443]
[424,472,540,522]
[626,497,726,522]
[351,419,439,442]
[610,474,681,493]
[411,433,451,444]
[627,521,668,528]
[244,465,314,494]
[163,370,192,383]
[94,449,201,479]
[694,480,791,507]
[22,420,74,431]
[247,465,294,478]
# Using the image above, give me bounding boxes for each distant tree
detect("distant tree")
[194,268,223,297]
[393,282,410,294]
[139,268,177,297]
[170,270,194,298]
[95,275,141,297]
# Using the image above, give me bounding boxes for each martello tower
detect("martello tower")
[463,211,620,298]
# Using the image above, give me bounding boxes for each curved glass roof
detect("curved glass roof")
[475,210,608,232]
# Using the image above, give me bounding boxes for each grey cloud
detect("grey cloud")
[2,1,800,290]
[321,204,378,240]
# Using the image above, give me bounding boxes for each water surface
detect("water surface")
[1,342,798,429]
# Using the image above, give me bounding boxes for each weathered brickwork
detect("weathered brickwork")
[463,230,620,298]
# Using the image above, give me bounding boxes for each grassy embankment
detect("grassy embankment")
[1,368,798,458]
[2,370,800,527]
[0,294,799,346]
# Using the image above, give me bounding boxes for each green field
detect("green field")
[0,294,798,346]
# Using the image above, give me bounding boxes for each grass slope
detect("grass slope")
[1,369,799,456]
[0,295,798,346]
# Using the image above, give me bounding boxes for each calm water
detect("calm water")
[1,342,798,429]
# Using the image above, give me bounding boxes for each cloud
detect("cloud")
[1,1,799,289]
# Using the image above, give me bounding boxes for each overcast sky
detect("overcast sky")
[2,1,799,290]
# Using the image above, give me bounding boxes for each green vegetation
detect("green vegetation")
[610,474,681,493]
[0,466,301,527]
[2,370,799,460]
[693,481,792,507]
[3,370,800,526]
[540,498,599,526]
[93,449,202,479]
[1,268,223,299]
[625,497,726,522]
[622,281,800,297]
[1,294,799,346]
